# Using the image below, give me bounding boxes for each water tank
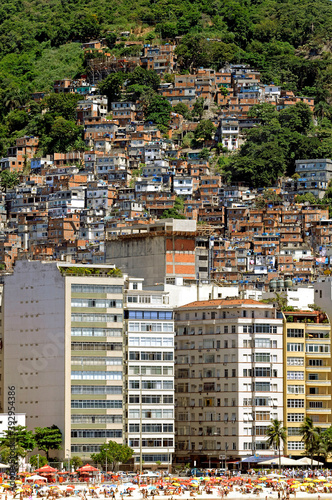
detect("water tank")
[269,279,277,291]
[284,278,293,288]
[276,278,284,290]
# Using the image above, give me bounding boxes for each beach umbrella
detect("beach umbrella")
[76,464,99,473]
[148,486,156,490]
[123,483,135,488]
[35,465,58,474]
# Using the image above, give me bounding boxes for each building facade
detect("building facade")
[3,260,125,460]
[174,299,284,467]
[283,310,331,456]
[124,278,175,470]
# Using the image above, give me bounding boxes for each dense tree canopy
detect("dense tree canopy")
[0,0,330,166]
[223,102,332,187]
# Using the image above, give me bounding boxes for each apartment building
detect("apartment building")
[174,299,284,467]
[105,219,197,286]
[124,278,175,470]
[3,260,125,460]
[295,158,332,199]
[283,310,331,456]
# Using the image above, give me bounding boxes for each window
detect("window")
[287,329,304,338]
[254,339,271,348]
[254,397,269,406]
[254,367,271,377]
[288,441,305,450]
[287,343,304,352]
[254,382,270,391]
[71,400,122,409]
[71,284,123,294]
[255,324,277,333]
[71,299,123,308]
[287,399,304,408]
[287,371,304,380]
[287,413,304,422]
[71,385,122,395]
[71,429,122,438]
[309,401,323,408]
[71,327,122,337]
[71,371,122,380]
[255,353,270,362]
[287,357,304,366]
[287,385,305,394]
[255,412,270,421]
[306,344,330,353]
[308,359,323,366]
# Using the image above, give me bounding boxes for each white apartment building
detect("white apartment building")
[124,278,175,470]
[48,188,86,217]
[3,260,125,460]
[174,299,283,467]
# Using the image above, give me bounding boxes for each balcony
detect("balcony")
[306,365,330,371]
[306,394,331,400]
[306,408,330,413]
[306,379,330,385]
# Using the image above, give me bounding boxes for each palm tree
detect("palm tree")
[266,419,287,472]
[300,417,319,467]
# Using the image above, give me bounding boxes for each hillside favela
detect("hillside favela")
[2,0,332,497]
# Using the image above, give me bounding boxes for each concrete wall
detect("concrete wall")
[106,236,166,286]
[3,261,66,443]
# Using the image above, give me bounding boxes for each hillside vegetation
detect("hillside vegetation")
[0,0,331,96]
[0,0,331,178]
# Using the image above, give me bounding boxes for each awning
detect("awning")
[241,455,276,463]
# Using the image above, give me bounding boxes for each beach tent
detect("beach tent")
[259,457,299,466]
[296,457,324,466]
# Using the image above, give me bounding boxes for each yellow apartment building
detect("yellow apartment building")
[283,310,331,456]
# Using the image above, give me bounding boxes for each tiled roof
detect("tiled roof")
[178,299,266,308]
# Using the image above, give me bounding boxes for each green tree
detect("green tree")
[279,102,313,135]
[34,425,62,461]
[91,441,134,471]
[300,417,319,467]
[0,171,19,191]
[70,456,83,470]
[248,103,278,125]
[0,426,35,470]
[98,73,126,109]
[42,117,84,154]
[173,103,191,120]
[126,67,160,91]
[192,98,205,120]
[266,419,287,472]
[295,193,319,204]
[194,120,216,143]
[29,454,47,468]
[104,32,117,49]
[145,96,172,128]
[199,147,210,160]
[42,93,82,121]
[161,197,186,219]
